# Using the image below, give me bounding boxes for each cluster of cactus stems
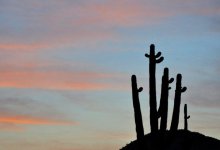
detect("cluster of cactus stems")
[131,44,190,140]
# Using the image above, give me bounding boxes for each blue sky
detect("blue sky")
[0,0,219,149]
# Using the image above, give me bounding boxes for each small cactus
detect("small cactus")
[158,68,174,131]
[131,75,144,140]
[170,74,187,131]
[184,104,190,130]
[145,44,164,132]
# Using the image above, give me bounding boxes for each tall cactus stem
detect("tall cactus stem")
[131,75,144,140]
[145,44,164,132]
[170,74,187,131]
[158,68,173,131]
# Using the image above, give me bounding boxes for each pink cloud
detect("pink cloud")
[0,70,127,91]
[7,0,217,53]
[0,115,77,132]
[80,1,170,27]
[0,43,47,51]
[0,54,128,91]
[0,29,116,52]
[0,97,79,132]
[0,0,173,52]
[1,0,217,54]
[38,0,171,29]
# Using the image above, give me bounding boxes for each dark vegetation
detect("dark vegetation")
[121,44,220,150]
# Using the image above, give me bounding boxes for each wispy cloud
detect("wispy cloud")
[0,0,173,52]
[0,116,75,125]
[0,49,128,91]
[0,70,126,91]
[0,97,78,131]
[0,30,116,52]
[1,0,218,53]
[0,43,49,52]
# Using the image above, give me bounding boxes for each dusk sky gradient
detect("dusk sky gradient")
[0,0,220,150]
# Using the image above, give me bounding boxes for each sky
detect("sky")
[0,0,219,149]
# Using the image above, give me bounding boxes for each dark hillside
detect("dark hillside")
[121,130,220,150]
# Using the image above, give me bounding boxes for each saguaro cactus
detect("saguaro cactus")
[145,44,164,132]
[170,74,187,131]
[184,104,190,130]
[158,68,174,131]
[131,75,144,139]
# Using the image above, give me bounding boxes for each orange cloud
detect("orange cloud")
[0,70,127,91]
[0,116,76,125]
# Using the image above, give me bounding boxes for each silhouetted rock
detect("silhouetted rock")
[120,130,220,150]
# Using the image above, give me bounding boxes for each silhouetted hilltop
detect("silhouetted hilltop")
[120,130,220,150]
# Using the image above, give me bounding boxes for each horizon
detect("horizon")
[0,0,220,150]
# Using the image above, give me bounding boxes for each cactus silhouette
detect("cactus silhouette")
[145,44,164,132]
[121,44,220,150]
[158,68,174,131]
[184,104,190,130]
[131,75,144,140]
[170,74,187,131]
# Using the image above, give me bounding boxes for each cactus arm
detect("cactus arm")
[138,87,143,92]
[169,78,174,83]
[155,52,162,58]
[155,57,164,63]
[145,53,150,57]
[181,87,187,92]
